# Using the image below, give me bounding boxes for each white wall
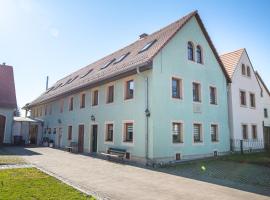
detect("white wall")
[229,50,264,149]
[257,77,270,127]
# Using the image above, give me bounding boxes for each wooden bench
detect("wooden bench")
[66,142,78,153]
[101,147,127,161]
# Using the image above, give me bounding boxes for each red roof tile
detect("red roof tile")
[0,64,17,108]
[30,11,230,106]
[220,48,245,78]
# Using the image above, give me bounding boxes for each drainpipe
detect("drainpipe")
[136,67,150,163]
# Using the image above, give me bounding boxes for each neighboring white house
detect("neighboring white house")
[220,48,264,150]
[255,71,270,148]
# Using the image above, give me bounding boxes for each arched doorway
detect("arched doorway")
[0,115,6,144]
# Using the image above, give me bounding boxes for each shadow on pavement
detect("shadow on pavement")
[0,146,42,156]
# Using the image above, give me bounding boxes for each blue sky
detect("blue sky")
[0,0,270,110]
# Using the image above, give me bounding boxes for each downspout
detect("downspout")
[136,67,150,163]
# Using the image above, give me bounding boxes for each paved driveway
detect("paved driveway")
[4,147,270,200]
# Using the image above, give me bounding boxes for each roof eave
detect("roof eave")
[29,61,153,107]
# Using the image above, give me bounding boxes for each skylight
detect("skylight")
[101,58,116,70]
[81,69,93,79]
[52,83,63,91]
[114,52,130,64]
[45,87,55,93]
[139,39,157,53]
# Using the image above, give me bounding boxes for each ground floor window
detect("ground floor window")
[252,125,257,139]
[172,122,183,143]
[123,122,133,143]
[193,123,202,143]
[68,126,72,140]
[105,123,113,142]
[211,124,218,142]
[242,124,248,139]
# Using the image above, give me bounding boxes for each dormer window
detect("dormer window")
[196,45,203,64]
[188,42,194,61]
[101,59,116,70]
[114,53,130,64]
[139,39,157,53]
[81,69,93,79]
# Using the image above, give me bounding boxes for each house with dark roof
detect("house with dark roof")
[0,63,17,144]
[220,49,264,150]
[27,11,231,163]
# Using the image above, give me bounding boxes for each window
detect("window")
[60,99,64,113]
[114,53,130,64]
[252,125,257,139]
[196,45,202,64]
[247,66,251,77]
[172,122,183,143]
[69,97,74,111]
[211,124,218,142]
[125,80,134,100]
[48,128,51,134]
[193,82,201,102]
[105,123,113,142]
[188,42,194,61]
[92,90,99,106]
[172,78,182,99]
[68,126,72,140]
[249,93,256,108]
[139,40,157,53]
[101,59,115,70]
[241,64,246,75]
[107,85,114,103]
[53,128,56,134]
[80,93,86,108]
[193,123,202,143]
[242,124,248,140]
[80,69,93,79]
[124,122,133,142]
[240,90,246,106]
[210,86,217,104]
[264,108,268,118]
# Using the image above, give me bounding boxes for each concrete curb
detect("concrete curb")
[34,164,111,200]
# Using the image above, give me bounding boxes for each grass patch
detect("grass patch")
[219,151,270,167]
[0,168,95,200]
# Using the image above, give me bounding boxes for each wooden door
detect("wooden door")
[78,125,84,153]
[0,115,6,145]
[92,125,98,153]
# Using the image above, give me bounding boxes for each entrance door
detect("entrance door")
[57,128,63,148]
[78,125,84,153]
[0,115,6,145]
[29,125,38,145]
[92,125,98,153]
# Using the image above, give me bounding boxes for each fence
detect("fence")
[230,139,265,153]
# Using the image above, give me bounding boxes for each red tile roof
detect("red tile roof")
[0,64,17,108]
[220,48,245,78]
[30,11,230,106]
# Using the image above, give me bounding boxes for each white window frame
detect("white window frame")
[210,123,219,143]
[209,85,218,105]
[104,121,114,144]
[122,120,135,146]
[192,81,202,103]
[171,76,183,100]
[91,88,99,107]
[192,122,204,145]
[171,120,184,145]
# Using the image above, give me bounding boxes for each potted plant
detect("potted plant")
[49,139,54,148]
[42,137,49,147]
